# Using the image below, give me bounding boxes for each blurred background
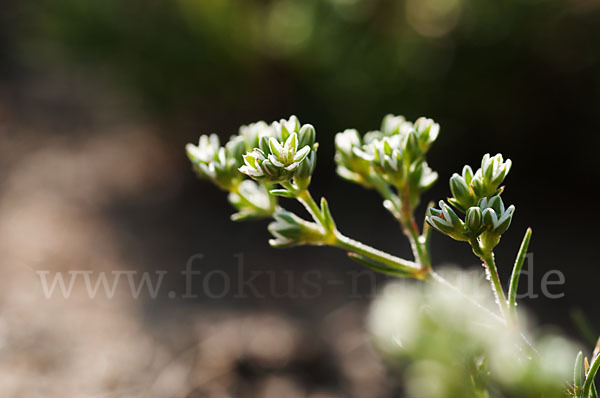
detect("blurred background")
[0,0,599,396]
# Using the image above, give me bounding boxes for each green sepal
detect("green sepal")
[269,189,296,198]
[298,124,316,148]
[450,173,472,208]
[320,197,337,232]
[448,197,468,213]
[465,206,483,234]
[294,149,317,190]
[258,135,270,154]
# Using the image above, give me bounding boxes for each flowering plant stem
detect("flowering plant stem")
[295,189,328,230]
[370,179,431,270]
[470,238,511,323]
[583,351,600,397]
[280,182,424,278]
[283,180,522,330]
[375,181,517,327]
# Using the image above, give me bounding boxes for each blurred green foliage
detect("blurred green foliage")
[369,269,579,397]
[16,0,600,137]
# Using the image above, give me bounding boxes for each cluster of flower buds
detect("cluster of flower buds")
[239,116,318,190]
[426,153,515,250]
[334,129,376,187]
[187,116,321,220]
[268,208,328,248]
[186,134,245,191]
[186,123,277,220]
[448,153,512,212]
[426,195,515,248]
[334,114,439,207]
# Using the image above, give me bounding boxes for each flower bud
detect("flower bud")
[334,129,377,187]
[272,115,300,141]
[462,165,474,184]
[238,121,275,151]
[371,136,407,186]
[465,206,483,235]
[186,134,242,190]
[380,114,408,136]
[404,130,421,162]
[449,174,473,210]
[425,201,468,242]
[477,195,515,249]
[298,124,316,148]
[225,135,247,168]
[413,117,440,152]
[268,209,326,248]
[482,208,497,229]
[409,162,438,193]
[471,153,512,198]
[338,115,440,196]
[239,131,314,184]
[295,149,317,190]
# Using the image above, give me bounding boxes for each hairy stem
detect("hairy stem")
[480,251,510,322]
[372,180,431,270]
[288,184,422,276]
[296,189,327,227]
[400,186,431,270]
[334,232,423,277]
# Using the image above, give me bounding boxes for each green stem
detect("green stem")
[399,185,430,268]
[401,207,431,270]
[480,250,510,322]
[281,182,327,227]
[285,183,423,277]
[583,354,600,398]
[296,189,327,227]
[334,232,423,277]
[372,180,431,270]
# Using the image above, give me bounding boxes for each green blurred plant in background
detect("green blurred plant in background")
[14,0,600,138]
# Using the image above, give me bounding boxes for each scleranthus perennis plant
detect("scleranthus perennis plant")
[187,115,599,397]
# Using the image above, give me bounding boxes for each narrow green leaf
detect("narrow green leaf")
[583,353,600,397]
[508,228,532,313]
[575,351,584,392]
[269,189,295,198]
[347,252,414,278]
[320,197,337,232]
